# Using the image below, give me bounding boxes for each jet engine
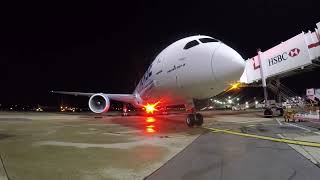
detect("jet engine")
[88,94,110,113]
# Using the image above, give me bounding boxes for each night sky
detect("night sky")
[1,1,319,106]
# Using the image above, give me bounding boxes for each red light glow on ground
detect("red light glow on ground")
[146,127,156,133]
[146,117,156,123]
[145,117,157,134]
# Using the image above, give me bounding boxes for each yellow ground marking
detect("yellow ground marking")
[204,127,320,148]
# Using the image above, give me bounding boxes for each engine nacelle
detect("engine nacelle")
[88,94,110,113]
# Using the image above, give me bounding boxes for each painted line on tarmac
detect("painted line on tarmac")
[284,122,312,132]
[275,118,284,126]
[275,118,311,132]
[204,127,320,148]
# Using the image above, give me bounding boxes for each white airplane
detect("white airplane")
[52,35,245,127]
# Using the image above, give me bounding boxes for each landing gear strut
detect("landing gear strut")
[186,113,203,127]
[122,104,128,116]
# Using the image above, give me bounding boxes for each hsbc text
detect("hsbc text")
[268,52,288,66]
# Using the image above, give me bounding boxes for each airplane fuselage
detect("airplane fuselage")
[133,35,245,108]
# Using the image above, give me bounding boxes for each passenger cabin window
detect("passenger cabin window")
[183,40,199,50]
[199,38,219,43]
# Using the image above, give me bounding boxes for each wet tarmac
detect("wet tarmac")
[0,112,202,180]
[0,111,320,180]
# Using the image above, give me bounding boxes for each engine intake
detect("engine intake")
[88,94,110,113]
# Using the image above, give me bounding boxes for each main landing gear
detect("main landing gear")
[186,113,203,127]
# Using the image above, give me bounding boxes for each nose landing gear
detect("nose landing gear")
[186,113,203,127]
[185,100,204,127]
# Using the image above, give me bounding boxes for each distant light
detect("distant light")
[245,101,249,108]
[255,101,258,105]
[36,108,43,112]
[228,82,241,91]
[228,99,232,104]
[228,96,231,99]
[236,98,239,101]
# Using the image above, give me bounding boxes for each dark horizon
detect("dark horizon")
[1,1,320,106]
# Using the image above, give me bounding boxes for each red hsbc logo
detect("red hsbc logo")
[288,48,300,57]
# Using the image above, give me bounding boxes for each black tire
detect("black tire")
[195,113,204,126]
[264,108,273,117]
[186,114,195,127]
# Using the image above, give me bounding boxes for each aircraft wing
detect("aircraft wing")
[51,91,137,105]
[51,91,95,97]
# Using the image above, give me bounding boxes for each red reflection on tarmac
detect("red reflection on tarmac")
[146,117,156,123]
[146,127,156,133]
[145,116,157,134]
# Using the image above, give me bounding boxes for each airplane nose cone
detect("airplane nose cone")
[212,44,245,84]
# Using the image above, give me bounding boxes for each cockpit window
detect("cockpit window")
[183,40,199,50]
[199,38,219,43]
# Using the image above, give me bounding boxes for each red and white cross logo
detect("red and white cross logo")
[288,48,300,57]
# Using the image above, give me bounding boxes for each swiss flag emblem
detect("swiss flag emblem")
[288,48,300,57]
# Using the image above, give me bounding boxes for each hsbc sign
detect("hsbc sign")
[268,48,300,66]
[246,33,312,84]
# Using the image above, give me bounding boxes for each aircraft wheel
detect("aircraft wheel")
[195,113,203,126]
[186,114,195,127]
